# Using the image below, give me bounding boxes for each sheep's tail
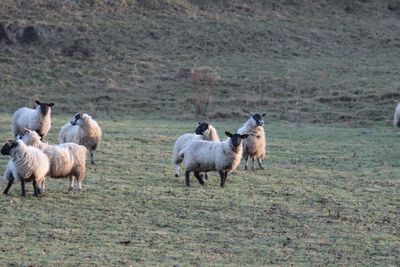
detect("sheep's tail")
[174,149,186,177]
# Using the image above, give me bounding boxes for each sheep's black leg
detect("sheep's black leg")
[202,172,208,180]
[194,171,205,185]
[244,155,249,170]
[3,176,14,195]
[90,151,96,165]
[185,170,191,187]
[257,159,264,170]
[32,180,39,197]
[224,171,228,184]
[219,170,225,188]
[20,179,26,197]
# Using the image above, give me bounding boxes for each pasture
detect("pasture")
[0,115,398,265]
[0,0,400,265]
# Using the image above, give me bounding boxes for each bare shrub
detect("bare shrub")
[178,67,221,117]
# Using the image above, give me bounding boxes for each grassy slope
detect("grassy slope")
[0,1,399,265]
[0,0,400,124]
[0,115,398,265]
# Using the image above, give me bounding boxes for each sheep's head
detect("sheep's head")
[195,122,209,135]
[16,128,40,145]
[35,100,54,116]
[71,112,84,126]
[250,112,266,127]
[1,140,18,155]
[225,131,249,148]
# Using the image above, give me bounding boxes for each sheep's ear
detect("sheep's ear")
[262,113,266,117]
[35,100,41,105]
[241,134,249,139]
[225,131,232,137]
[48,103,54,107]
[198,121,201,125]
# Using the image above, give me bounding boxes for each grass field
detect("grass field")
[0,115,398,266]
[0,0,399,265]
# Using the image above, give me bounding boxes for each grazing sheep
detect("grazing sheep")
[393,101,400,128]
[1,140,49,197]
[12,100,54,139]
[172,122,220,177]
[59,112,102,165]
[179,131,248,187]
[237,112,266,171]
[18,128,87,191]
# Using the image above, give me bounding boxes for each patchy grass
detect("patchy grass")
[0,1,400,124]
[0,115,398,265]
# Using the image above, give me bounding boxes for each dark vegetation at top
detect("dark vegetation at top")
[1,0,400,125]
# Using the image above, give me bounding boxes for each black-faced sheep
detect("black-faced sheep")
[12,100,54,139]
[237,112,266,171]
[59,113,102,165]
[172,122,220,177]
[1,140,49,197]
[179,131,248,187]
[18,128,87,191]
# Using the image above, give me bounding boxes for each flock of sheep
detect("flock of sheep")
[4,99,400,196]
[173,112,266,187]
[1,100,102,197]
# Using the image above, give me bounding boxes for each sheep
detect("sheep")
[1,139,49,197]
[59,112,102,165]
[17,128,87,191]
[237,112,266,171]
[172,122,220,177]
[393,101,400,128]
[12,100,54,139]
[179,131,248,187]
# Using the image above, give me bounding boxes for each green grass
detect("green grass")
[0,115,398,266]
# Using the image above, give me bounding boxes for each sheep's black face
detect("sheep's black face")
[225,132,249,148]
[195,122,209,135]
[16,128,30,140]
[1,140,18,155]
[35,100,54,116]
[252,113,266,127]
[71,112,83,126]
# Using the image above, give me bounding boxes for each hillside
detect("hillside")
[1,0,400,125]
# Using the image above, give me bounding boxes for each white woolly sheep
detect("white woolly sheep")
[12,100,54,139]
[172,122,220,177]
[179,131,248,187]
[18,128,88,191]
[1,139,49,197]
[393,101,400,128]
[237,112,266,171]
[59,112,102,165]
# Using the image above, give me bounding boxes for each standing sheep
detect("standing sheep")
[237,112,266,171]
[59,112,102,165]
[12,100,54,139]
[172,122,220,177]
[1,139,49,197]
[393,101,400,128]
[17,128,87,191]
[179,131,248,187]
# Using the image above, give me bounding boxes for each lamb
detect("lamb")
[393,101,400,128]
[17,128,87,191]
[179,131,248,187]
[1,139,49,197]
[237,112,266,171]
[12,100,54,139]
[172,122,220,177]
[59,112,102,165]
